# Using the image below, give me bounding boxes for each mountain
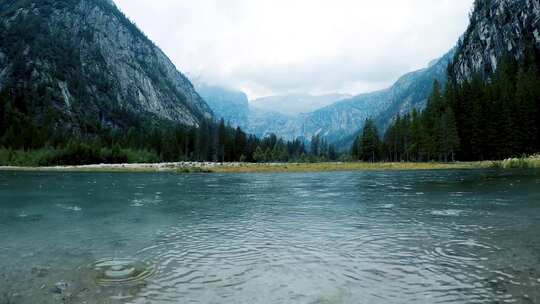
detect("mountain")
[196,84,249,128]
[451,0,540,83]
[0,0,212,138]
[446,0,540,159]
[247,107,295,138]
[373,49,455,130]
[280,49,455,147]
[194,84,295,138]
[379,0,540,162]
[199,50,454,148]
[251,93,351,116]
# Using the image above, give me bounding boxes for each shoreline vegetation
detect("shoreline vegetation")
[0,155,538,174]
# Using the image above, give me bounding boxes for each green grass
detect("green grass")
[2,150,540,173]
[490,155,540,169]
[205,162,485,173]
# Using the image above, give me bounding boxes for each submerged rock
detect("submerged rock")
[53,281,69,294]
[31,267,50,278]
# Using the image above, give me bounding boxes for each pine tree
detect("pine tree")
[410,109,423,161]
[217,118,226,162]
[438,108,460,162]
[328,144,337,161]
[253,146,265,163]
[351,136,360,160]
[234,127,247,161]
[514,67,539,154]
[359,118,381,162]
[310,135,321,159]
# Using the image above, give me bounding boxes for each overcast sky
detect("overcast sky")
[114,0,473,100]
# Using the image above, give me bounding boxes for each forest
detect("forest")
[1,3,539,166]
[3,48,540,166]
[3,45,540,166]
[0,0,336,166]
[351,48,540,162]
[0,110,342,166]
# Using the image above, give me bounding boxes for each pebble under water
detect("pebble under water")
[0,170,539,303]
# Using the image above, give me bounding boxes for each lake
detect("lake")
[0,170,539,303]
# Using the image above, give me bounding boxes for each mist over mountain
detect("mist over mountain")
[195,84,249,128]
[289,49,455,147]
[251,94,351,116]
[200,50,454,149]
[2,0,538,163]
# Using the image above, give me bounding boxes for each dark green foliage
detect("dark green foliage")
[307,135,336,162]
[0,146,159,166]
[381,51,540,162]
[0,0,318,166]
[0,0,207,145]
[351,119,381,162]
[0,113,312,166]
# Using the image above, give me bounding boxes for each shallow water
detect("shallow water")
[0,170,539,304]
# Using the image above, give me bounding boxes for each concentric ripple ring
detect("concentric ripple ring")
[92,258,156,287]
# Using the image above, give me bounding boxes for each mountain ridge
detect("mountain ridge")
[251,93,351,116]
[451,0,540,82]
[199,49,455,149]
[0,0,212,137]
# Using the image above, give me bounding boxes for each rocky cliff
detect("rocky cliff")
[199,50,454,147]
[284,49,455,146]
[0,0,212,133]
[451,0,540,82]
[251,94,351,116]
[196,84,249,128]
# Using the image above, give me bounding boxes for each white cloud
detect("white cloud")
[114,0,473,99]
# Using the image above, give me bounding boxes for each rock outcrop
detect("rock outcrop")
[0,0,212,132]
[451,0,540,82]
[251,94,351,116]
[195,84,249,128]
[199,50,454,149]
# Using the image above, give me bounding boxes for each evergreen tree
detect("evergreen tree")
[217,118,226,162]
[409,109,423,161]
[253,146,265,163]
[438,108,460,162]
[356,118,381,162]
[234,127,247,161]
[328,144,337,161]
[382,49,540,162]
[310,135,321,158]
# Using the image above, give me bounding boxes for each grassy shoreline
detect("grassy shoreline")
[0,155,538,174]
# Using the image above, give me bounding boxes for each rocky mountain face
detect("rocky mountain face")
[374,49,455,130]
[196,84,249,128]
[247,107,294,138]
[451,0,540,82]
[251,93,351,116]
[285,49,455,146]
[194,85,294,138]
[0,0,212,133]
[201,50,454,147]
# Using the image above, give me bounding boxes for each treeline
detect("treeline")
[351,50,540,162]
[0,84,339,166]
[0,0,342,166]
[0,110,316,166]
[0,59,341,166]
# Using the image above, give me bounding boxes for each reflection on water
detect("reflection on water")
[0,170,539,303]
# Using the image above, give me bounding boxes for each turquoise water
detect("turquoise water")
[0,170,539,303]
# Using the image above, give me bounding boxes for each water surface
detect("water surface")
[0,170,539,303]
